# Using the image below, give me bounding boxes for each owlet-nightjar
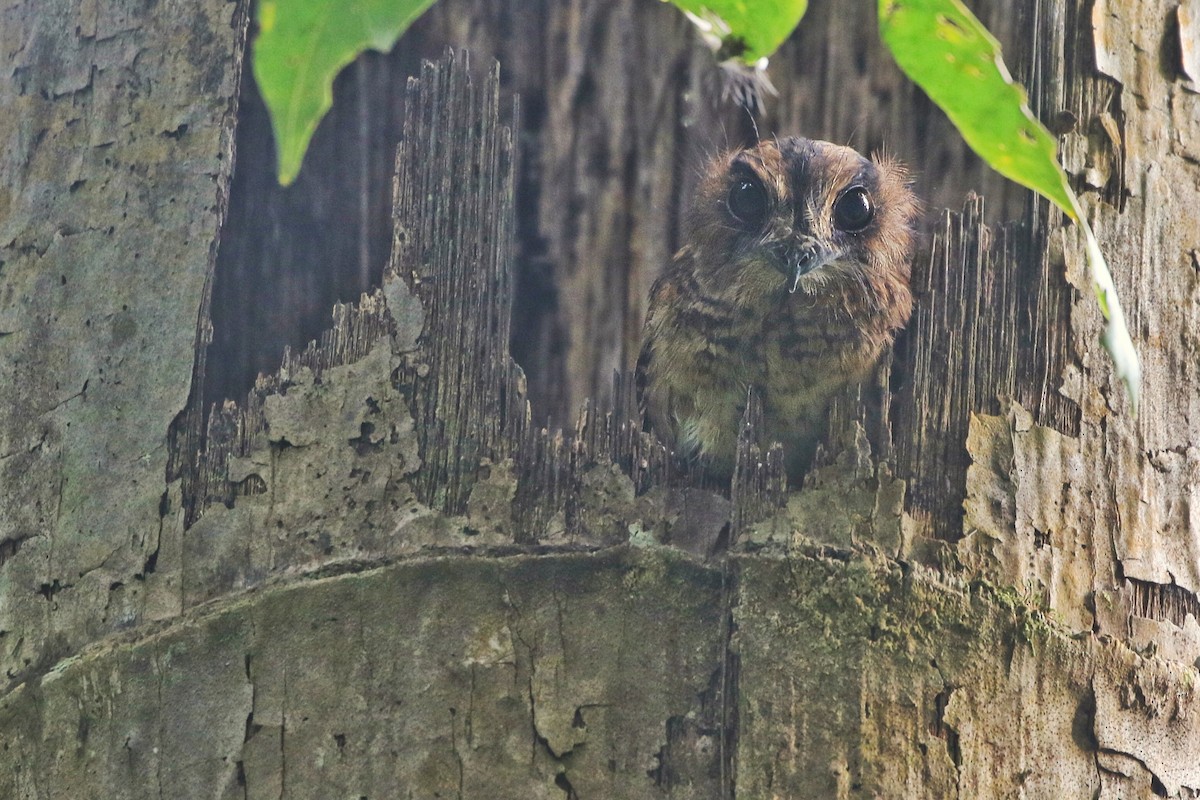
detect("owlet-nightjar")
[637,136,920,478]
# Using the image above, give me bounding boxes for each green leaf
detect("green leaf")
[253,0,437,186]
[878,0,1073,216]
[665,0,808,62]
[879,0,1140,412]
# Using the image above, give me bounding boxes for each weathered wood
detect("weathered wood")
[185,293,396,527]
[169,45,1200,795]
[730,393,787,541]
[389,52,788,545]
[6,543,1195,797]
[0,0,248,689]
[892,196,1078,544]
[175,55,728,600]
[0,548,732,799]
[392,53,525,514]
[8,0,1200,794]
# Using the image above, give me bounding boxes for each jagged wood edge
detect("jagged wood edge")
[178,51,788,544]
[889,194,1078,542]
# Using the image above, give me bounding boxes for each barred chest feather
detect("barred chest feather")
[637,136,919,479]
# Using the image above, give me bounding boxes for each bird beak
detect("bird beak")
[774,240,835,294]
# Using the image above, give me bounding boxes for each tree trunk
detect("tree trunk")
[2,1,1199,798]
[0,0,245,690]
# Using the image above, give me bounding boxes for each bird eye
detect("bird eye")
[832,186,874,232]
[726,174,769,227]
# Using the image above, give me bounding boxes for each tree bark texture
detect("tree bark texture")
[2,1,1200,798]
[0,0,246,686]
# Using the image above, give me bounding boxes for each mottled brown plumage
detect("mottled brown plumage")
[637,137,919,478]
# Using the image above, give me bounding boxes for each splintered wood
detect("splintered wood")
[185,294,395,527]
[180,51,783,543]
[180,54,1088,564]
[389,51,784,531]
[731,391,787,540]
[892,195,1078,541]
[390,54,524,514]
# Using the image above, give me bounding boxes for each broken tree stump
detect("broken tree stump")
[3,17,1199,794]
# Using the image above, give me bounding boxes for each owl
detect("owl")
[637,137,919,478]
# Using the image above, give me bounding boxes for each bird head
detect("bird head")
[685,137,919,321]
